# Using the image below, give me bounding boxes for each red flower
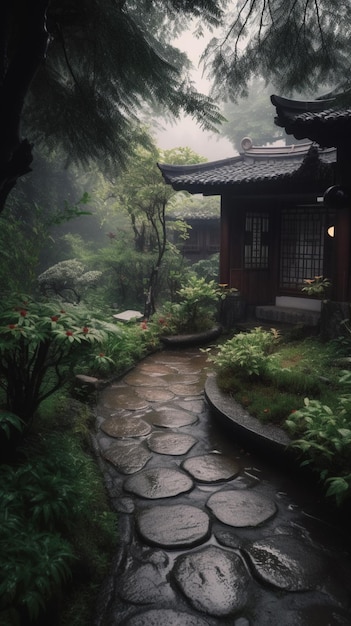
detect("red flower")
[290,409,297,414]
[20,310,27,317]
[99,352,105,357]
[8,324,17,329]
[51,315,60,322]
[140,321,148,330]
[82,326,89,334]
[65,330,73,336]
[158,318,165,325]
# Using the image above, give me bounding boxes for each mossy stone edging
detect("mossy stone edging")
[204,373,297,469]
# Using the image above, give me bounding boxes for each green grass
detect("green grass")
[216,336,343,427]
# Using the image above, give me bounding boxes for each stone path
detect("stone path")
[94,349,351,626]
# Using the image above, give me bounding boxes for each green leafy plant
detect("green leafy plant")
[0,297,119,427]
[211,327,280,378]
[301,275,331,298]
[285,389,351,505]
[155,276,221,334]
[0,410,24,440]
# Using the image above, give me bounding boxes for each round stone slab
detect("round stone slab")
[137,362,175,375]
[148,407,198,428]
[100,386,148,410]
[137,504,210,548]
[172,545,250,616]
[124,609,211,626]
[168,383,203,396]
[102,440,151,474]
[243,535,327,591]
[207,489,277,527]
[182,454,240,483]
[148,431,197,456]
[124,372,168,387]
[135,387,175,402]
[124,467,193,499]
[100,416,151,438]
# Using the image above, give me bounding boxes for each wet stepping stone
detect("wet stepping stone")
[124,467,193,499]
[135,387,175,402]
[148,431,197,455]
[137,362,175,375]
[137,504,210,548]
[100,416,151,438]
[168,383,203,396]
[182,453,240,483]
[243,535,328,591]
[178,399,206,413]
[118,550,175,604]
[102,440,151,474]
[124,372,168,387]
[100,387,148,410]
[124,609,211,626]
[163,374,200,385]
[172,545,250,617]
[207,489,277,527]
[148,407,198,428]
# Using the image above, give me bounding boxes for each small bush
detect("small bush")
[286,390,351,505]
[211,327,280,378]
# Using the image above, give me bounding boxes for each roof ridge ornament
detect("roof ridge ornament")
[241,137,253,152]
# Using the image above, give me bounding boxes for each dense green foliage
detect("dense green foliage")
[0,297,119,426]
[22,0,224,171]
[0,397,117,625]
[153,276,221,335]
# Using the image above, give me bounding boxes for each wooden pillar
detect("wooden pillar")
[334,146,351,301]
[219,196,230,285]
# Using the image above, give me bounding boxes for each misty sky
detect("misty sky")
[154,27,235,162]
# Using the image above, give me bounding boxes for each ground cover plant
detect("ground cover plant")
[0,393,117,626]
[211,327,351,505]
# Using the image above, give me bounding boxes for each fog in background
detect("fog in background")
[154,27,235,161]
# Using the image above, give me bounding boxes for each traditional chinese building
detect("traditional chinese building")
[159,138,337,324]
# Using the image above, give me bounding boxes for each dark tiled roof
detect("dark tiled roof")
[158,143,336,195]
[271,95,351,147]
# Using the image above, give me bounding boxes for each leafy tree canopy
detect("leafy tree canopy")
[205,0,351,100]
[19,0,225,168]
[0,0,226,210]
[219,79,293,151]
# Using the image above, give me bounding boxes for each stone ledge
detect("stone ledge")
[204,373,296,467]
[256,305,320,326]
[161,326,222,348]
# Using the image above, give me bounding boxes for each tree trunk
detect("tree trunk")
[0,1,50,211]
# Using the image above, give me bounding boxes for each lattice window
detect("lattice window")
[244,212,269,269]
[279,207,325,290]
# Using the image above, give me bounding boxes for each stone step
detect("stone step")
[256,305,320,326]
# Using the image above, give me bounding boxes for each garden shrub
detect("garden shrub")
[154,276,221,335]
[0,296,119,429]
[285,380,351,505]
[211,326,280,378]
